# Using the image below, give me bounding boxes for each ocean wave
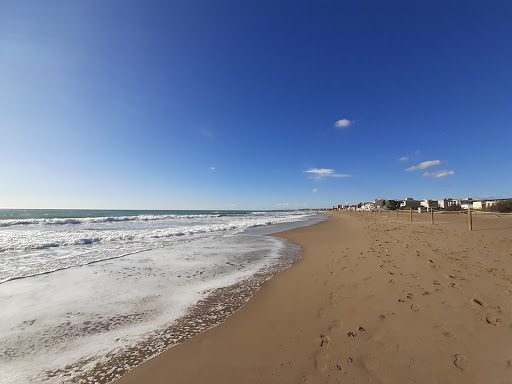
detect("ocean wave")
[0,213,312,252]
[0,214,220,228]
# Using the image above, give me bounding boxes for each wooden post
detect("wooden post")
[410,207,412,222]
[431,208,434,225]
[469,207,473,231]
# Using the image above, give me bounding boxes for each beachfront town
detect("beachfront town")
[332,197,512,212]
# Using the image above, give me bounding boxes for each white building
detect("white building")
[438,198,460,209]
[459,198,474,210]
[421,199,439,209]
[359,202,375,211]
[472,201,485,210]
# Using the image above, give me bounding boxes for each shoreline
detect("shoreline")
[67,235,303,384]
[116,212,512,383]
[0,211,320,384]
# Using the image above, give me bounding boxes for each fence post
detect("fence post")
[410,207,412,222]
[431,208,434,225]
[469,207,472,231]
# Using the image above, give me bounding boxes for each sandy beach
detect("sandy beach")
[116,211,512,384]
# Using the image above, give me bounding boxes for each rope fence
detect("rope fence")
[338,207,512,232]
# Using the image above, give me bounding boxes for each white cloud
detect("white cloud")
[313,189,318,193]
[400,150,421,162]
[335,119,352,129]
[209,167,215,171]
[423,170,455,178]
[277,203,290,207]
[304,168,351,179]
[305,168,334,175]
[406,160,442,171]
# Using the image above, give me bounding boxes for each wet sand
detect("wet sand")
[116,211,512,383]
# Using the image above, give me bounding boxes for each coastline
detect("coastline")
[115,211,512,383]
[0,210,320,383]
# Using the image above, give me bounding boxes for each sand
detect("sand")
[115,211,512,384]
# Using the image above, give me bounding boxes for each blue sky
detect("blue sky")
[1,1,511,209]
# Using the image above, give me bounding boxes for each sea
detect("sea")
[0,209,325,383]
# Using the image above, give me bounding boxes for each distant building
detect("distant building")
[472,201,485,210]
[374,199,387,209]
[421,199,439,209]
[400,198,421,209]
[358,202,375,211]
[460,198,474,210]
[438,198,460,209]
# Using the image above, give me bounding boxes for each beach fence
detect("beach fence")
[354,207,486,231]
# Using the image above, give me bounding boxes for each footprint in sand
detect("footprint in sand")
[454,354,468,371]
[410,304,420,312]
[485,314,502,326]
[472,298,485,307]
[320,335,330,347]
[329,320,342,331]
[441,328,455,338]
[315,355,328,372]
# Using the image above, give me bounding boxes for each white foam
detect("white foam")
[0,211,315,282]
[0,234,295,383]
[0,214,220,228]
